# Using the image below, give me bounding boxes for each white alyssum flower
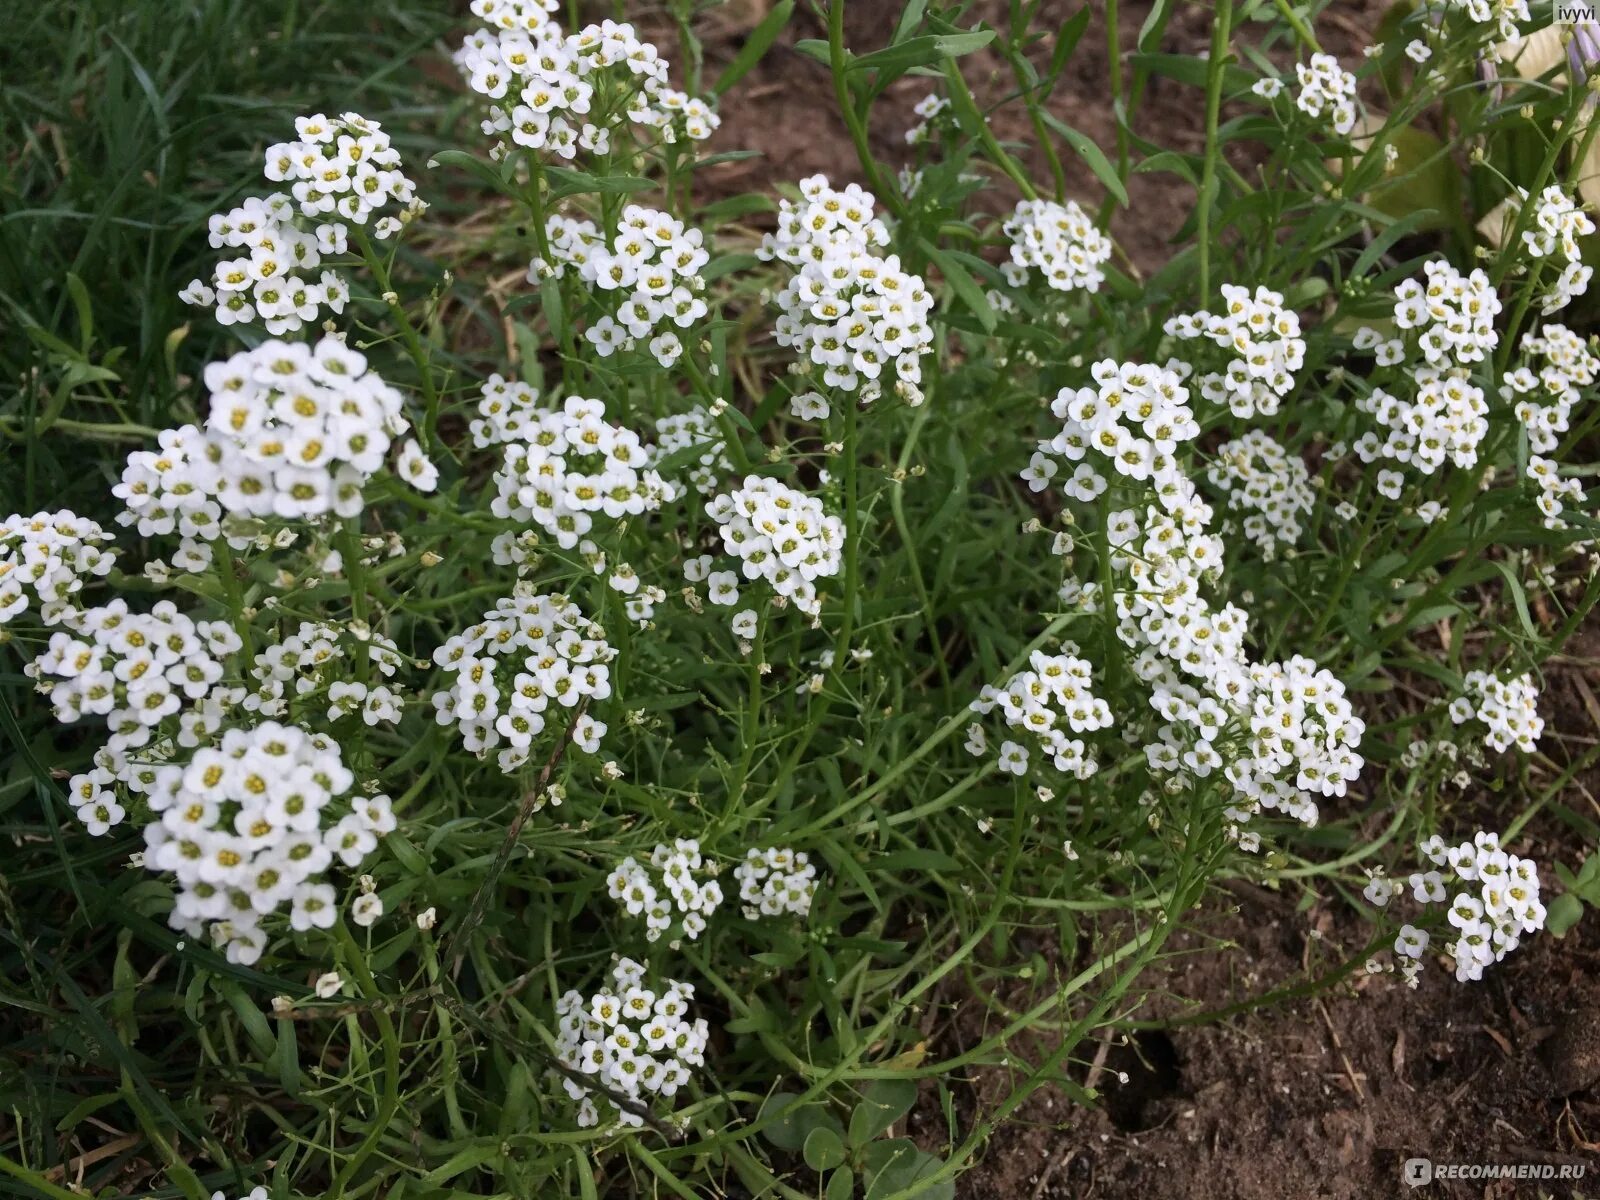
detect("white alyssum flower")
[456,17,719,164]
[1165,284,1306,419]
[731,846,818,919]
[1087,482,1365,829]
[1524,454,1588,532]
[128,720,391,965]
[554,958,709,1129]
[607,839,724,941]
[245,619,405,722]
[1293,52,1358,136]
[431,590,615,772]
[1503,324,1598,455]
[1448,0,1530,38]
[970,649,1113,781]
[181,113,417,334]
[1503,185,1593,314]
[1349,261,1503,477]
[759,175,936,401]
[654,406,732,494]
[1002,197,1113,296]
[1402,830,1545,982]
[1030,359,1199,507]
[1450,670,1543,753]
[29,599,237,748]
[1204,430,1314,559]
[531,206,710,367]
[114,338,416,534]
[469,373,548,447]
[706,477,845,620]
[490,394,678,550]
[905,92,952,144]
[0,511,116,626]
[351,892,384,927]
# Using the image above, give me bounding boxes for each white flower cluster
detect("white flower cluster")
[1354,373,1489,476]
[1519,185,1594,314]
[554,958,708,1128]
[1234,656,1366,816]
[1392,260,1501,368]
[490,395,676,549]
[905,93,951,145]
[1351,262,1503,476]
[1137,637,1365,827]
[115,339,414,536]
[431,591,613,772]
[1023,360,1199,507]
[30,600,239,746]
[137,721,391,965]
[1002,198,1113,296]
[469,373,548,447]
[530,207,709,368]
[1504,324,1598,454]
[705,477,845,620]
[654,407,731,494]
[262,113,416,228]
[732,847,818,919]
[1450,670,1543,753]
[760,175,935,401]
[1204,431,1314,559]
[244,619,406,723]
[1165,284,1306,419]
[1293,53,1358,136]
[458,16,718,163]
[970,649,1113,781]
[1379,832,1546,983]
[1084,486,1364,829]
[0,511,116,626]
[1525,454,1588,531]
[607,839,724,941]
[179,114,416,334]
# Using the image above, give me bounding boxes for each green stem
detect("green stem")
[827,1,905,217]
[355,227,442,450]
[1197,0,1233,303]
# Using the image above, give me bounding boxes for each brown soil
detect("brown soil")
[680,2,1600,1197]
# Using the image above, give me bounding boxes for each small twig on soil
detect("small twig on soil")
[1315,998,1366,1101]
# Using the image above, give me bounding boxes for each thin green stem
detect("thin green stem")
[1197,0,1232,302]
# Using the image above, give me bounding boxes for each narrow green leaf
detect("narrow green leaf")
[920,238,996,332]
[714,0,795,95]
[1040,113,1129,206]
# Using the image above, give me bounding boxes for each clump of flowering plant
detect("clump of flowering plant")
[9,2,1600,1198]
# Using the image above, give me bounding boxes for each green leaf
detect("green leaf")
[545,167,653,200]
[1547,892,1584,938]
[1128,52,1253,93]
[760,1093,843,1152]
[1047,8,1094,83]
[919,239,996,332]
[1489,560,1538,639]
[714,0,795,95]
[428,149,516,198]
[65,271,94,352]
[848,31,995,81]
[1040,113,1129,206]
[804,1126,849,1172]
[826,1167,856,1200]
[848,1078,918,1147]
